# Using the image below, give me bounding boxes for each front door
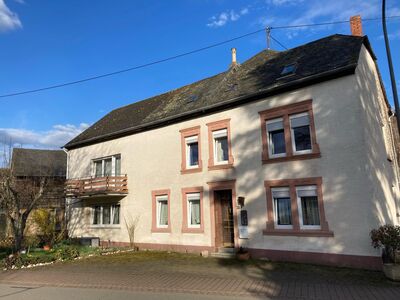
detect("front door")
[215,190,234,248]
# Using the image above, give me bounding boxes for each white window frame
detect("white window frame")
[91,204,120,227]
[187,193,201,228]
[266,117,287,158]
[296,185,321,230]
[290,112,312,155]
[271,187,293,229]
[185,136,199,169]
[92,154,121,177]
[156,195,169,228]
[212,129,229,165]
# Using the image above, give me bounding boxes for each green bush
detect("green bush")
[370,224,400,263]
[54,245,80,260]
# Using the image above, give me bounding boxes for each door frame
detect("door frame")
[207,179,238,249]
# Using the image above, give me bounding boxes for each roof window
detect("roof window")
[280,64,297,76]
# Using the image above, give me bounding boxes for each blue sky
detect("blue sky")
[0,0,399,153]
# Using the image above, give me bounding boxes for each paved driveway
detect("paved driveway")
[0,251,399,299]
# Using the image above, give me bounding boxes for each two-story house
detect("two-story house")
[64,18,400,269]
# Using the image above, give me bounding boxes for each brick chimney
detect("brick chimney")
[231,48,237,66]
[350,15,363,36]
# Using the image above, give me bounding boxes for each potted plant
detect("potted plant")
[370,225,400,281]
[236,247,250,261]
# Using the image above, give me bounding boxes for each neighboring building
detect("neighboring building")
[64,18,400,269]
[10,148,67,234]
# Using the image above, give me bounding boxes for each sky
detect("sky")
[0,0,399,159]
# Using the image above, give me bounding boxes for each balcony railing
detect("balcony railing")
[65,175,128,197]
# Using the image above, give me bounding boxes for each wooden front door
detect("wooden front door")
[215,190,234,247]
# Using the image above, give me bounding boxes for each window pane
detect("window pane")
[293,126,311,151]
[93,206,101,224]
[104,159,112,176]
[115,156,121,176]
[301,196,320,226]
[102,206,111,224]
[215,136,228,162]
[269,129,286,155]
[189,199,201,225]
[112,205,120,224]
[158,200,168,226]
[188,142,199,166]
[94,161,102,177]
[274,197,292,225]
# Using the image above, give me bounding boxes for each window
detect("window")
[187,193,201,227]
[213,129,229,164]
[259,100,320,163]
[93,155,121,177]
[92,204,120,226]
[181,187,204,233]
[156,195,169,228]
[264,178,333,237]
[296,186,320,229]
[266,118,286,158]
[280,64,297,76]
[180,126,202,174]
[271,188,292,229]
[151,189,171,232]
[207,119,234,170]
[185,136,199,168]
[290,113,312,154]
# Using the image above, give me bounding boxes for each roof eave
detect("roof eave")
[64,64,357,150]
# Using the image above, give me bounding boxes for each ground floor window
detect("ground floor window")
[187,193,201,227]
[156,195,169,228]
[92,204,120,226]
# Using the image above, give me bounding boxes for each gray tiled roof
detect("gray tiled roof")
[11,148,67,177]
[65,34,371,149]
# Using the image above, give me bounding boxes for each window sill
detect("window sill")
[181,227,204,234]
[208,163,234,171]
[262,152,321,164]
[263,229,334,237]
[151,227,171,233]
[181,167,202,174]
[89,225,121,229]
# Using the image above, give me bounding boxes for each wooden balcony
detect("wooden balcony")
[66,175,128,198]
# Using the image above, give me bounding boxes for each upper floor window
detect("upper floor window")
[206,119,234,170]
[93,155,121,177]
[259,100,320,164]
[92,204,120,226]
[264,177,333,237]
[180,126,202,174]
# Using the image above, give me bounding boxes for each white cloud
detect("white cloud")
[0,123,90,149]
[207,7,250,28]
[0,0,22,32]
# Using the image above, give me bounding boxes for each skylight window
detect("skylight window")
[187,95,198,103]
[280,64,297,76]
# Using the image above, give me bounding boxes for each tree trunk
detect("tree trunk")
[9,215,27,252]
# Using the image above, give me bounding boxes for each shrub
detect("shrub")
[23,236,41,251]
[32,209,56,246]
[370,225,400,263]
[54,245,80,260]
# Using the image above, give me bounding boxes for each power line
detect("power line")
[270,34,288,50]
[1,15,399,99]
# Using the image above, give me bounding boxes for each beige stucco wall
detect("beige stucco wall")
[67,45,399,258]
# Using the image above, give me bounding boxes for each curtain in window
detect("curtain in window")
[102,206,111,224]
[189,143,199,166]
[159,201,168,226]
[93,206,101,224]
[94,161,102,177]
[301,196,320,225]
[115,156,121,176]
[275,197,292,225]
[215,137,228,162]
[112,205,120,224]
[104,159,112,176]
[190,199,201,225]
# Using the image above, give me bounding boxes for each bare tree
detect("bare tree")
[0,169,49,251]
[124,214,140,250]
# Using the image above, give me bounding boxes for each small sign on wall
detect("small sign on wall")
[239,209,249,239]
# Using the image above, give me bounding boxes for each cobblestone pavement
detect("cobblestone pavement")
[0,252,399,299]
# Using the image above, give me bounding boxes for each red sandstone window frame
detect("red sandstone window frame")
[259,99,320,164]
[206,119,234,170]
[151,189,171,233]
[181,186,204,233]
[263,177,333,237]
[179,126,202,174]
